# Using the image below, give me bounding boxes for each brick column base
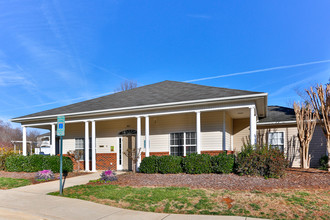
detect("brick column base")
[96,153,117,170]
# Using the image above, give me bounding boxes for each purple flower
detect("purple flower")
[35,170,55,181]
[104,170,112,176]
[100,170,117,182]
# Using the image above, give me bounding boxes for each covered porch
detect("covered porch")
[20,103,259,172]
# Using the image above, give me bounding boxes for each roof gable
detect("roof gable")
[13,80,264,120]
[258,105,296,123]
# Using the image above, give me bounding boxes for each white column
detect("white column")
[22,126,27,156]
[85,121,90,171]
[51,123,56,155]
[250,107,257,145]
[136,116,141,170]
[145,116,150,157]
[196,111,201,154]
[222,111,226,151]
[91,120,96,172]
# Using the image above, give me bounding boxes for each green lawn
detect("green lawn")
[49,184,330,219]
[0,177,32,189]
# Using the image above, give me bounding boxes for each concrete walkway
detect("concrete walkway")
[0,172,260,220]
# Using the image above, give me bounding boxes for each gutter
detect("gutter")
[257,120,297,125]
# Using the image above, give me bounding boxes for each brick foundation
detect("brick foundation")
[201,150,235,156]
[141,151,169,160]
[96,153,117,171]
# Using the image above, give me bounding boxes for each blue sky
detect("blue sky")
[0,0,329,126]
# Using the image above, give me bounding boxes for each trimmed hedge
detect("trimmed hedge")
[235,144,289,178]
[183,153,212,174]
[5,155,73,173]
[158,155,183,174]
[139,146,288,179]
[139,155,159,173]
[211,152,234,174]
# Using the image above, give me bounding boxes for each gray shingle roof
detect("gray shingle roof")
[13,80,264,120]
[258,106,296,123]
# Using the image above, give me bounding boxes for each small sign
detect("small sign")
[57,116,65,136]
[111,146,114,152]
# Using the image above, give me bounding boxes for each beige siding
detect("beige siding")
[257,126,300,167]
[149,113,195,152]
[233,118,249,151]
[309,125,327,167]
[61,111,233,155]
[201,111,222,151]
[62,123,85,153]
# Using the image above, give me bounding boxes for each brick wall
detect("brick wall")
[201,150,234,156]
[141,152,169,160]
[96,153,117,170]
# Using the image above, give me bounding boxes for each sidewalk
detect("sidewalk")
[0,172,261,220]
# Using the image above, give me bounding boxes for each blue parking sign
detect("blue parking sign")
[57,116,65,136]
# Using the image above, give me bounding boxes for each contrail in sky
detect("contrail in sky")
[184,59,330,83]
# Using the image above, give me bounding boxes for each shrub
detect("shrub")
[35,170,55,181]
[319,155,329,170]
[25,154,44,172]
[100,170,117,182]
[158,155,183,174]
[0,148,17,171]
[5,155,73,173]
[5,155,26,172]
[235,144,289,178]
[211,152,235,174]
[183,153,212,174]
[139,155,159,173]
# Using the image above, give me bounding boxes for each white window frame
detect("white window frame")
[169,131,197,156]
[75,137,92,161]
[268,131,285,152]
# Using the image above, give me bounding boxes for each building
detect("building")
[11,81,327,171]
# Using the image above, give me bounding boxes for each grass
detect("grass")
[0,177,31,189]
[49,185,330,219]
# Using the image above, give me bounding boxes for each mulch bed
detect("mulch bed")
[89,168,330,191]
[0,171,90,184]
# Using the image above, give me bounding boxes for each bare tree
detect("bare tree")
[293,102,317,169]
[115,80,138,92]
[124,147,142,173]
[67,150,84,172]
[306,84,330,171]
[0,120,22,149]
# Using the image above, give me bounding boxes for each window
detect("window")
[75,138,92,160]
[268,132,284,151]
[75,138,85,160]
[119,138,122,166]
[170,133,184,156]
[170,132,197,156]
[185,132,196,155]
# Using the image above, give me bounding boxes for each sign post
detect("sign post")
[57,116,65,195]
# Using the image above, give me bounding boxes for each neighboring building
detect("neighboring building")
[35,132,51,155]
[11,81,327,171]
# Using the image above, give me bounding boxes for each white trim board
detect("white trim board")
[22,104,256,127]
[257,120,297,125]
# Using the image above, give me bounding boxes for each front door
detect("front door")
[122,135,136,171]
